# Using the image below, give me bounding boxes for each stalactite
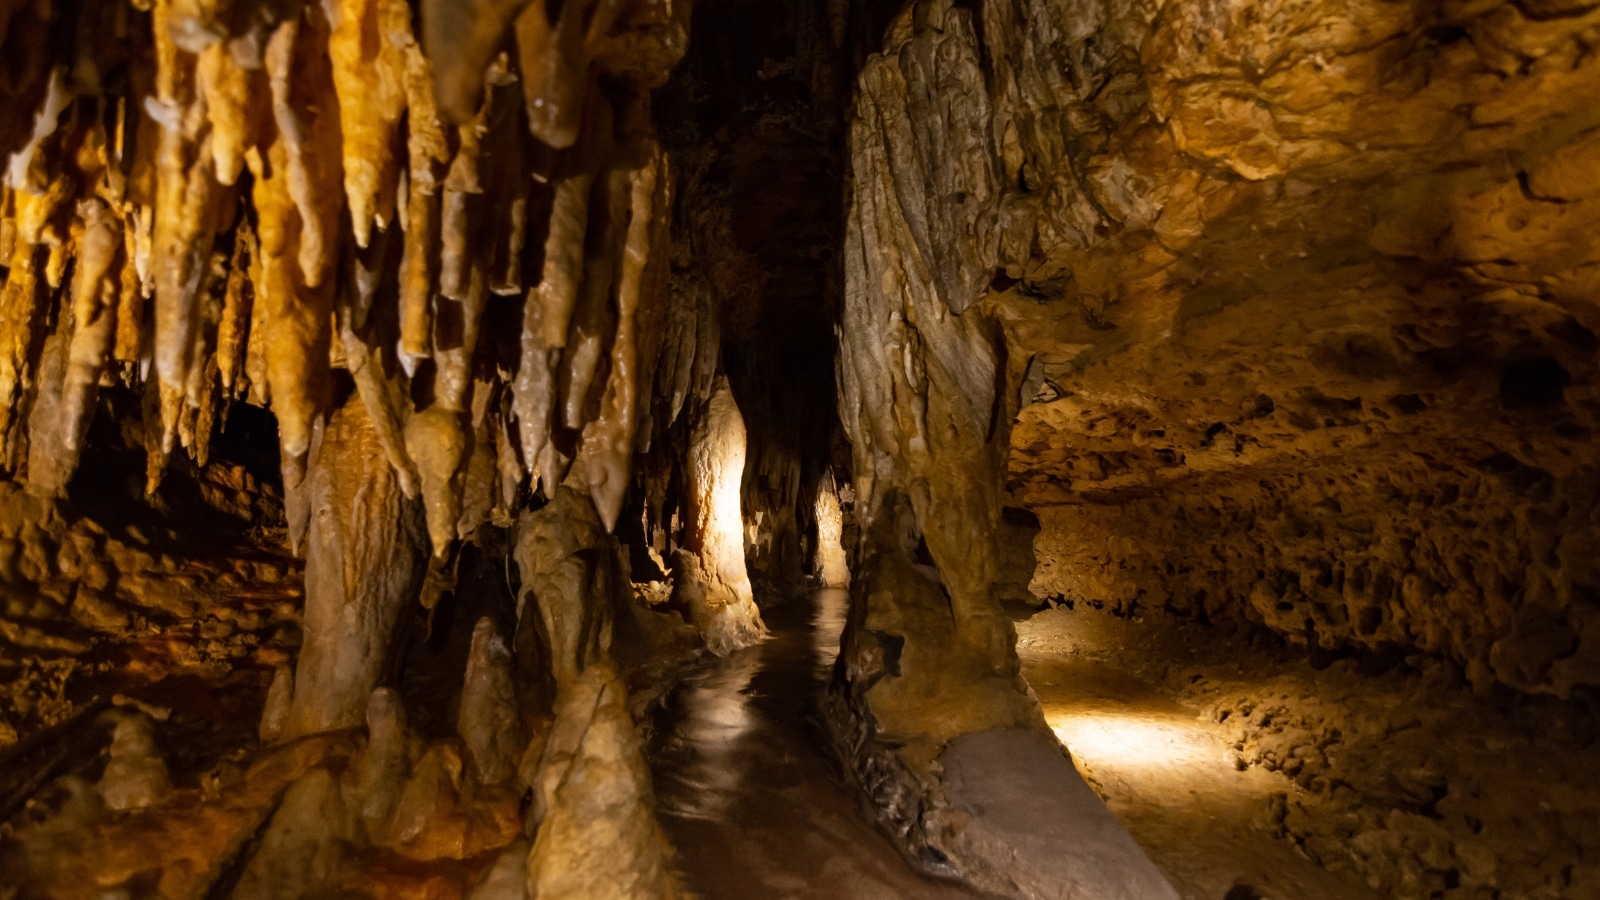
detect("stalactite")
[398,43,452,376]
[586,135,666,530]
[265,8,343,291]
[211,227,249,405]
[54,199,124,485]
[329,0,409,249]
[150,0,220,407]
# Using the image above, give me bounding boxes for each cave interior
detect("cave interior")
[0,0,1598,898]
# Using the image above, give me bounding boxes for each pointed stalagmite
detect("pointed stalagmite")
[459,617,525,786]
[513,482,678,898]
[98,713,172,812]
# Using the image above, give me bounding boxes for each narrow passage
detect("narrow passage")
[647,590,986,899]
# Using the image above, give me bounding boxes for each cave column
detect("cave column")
[278,396,428,739]
[814,471,850,589]
[670,375,765,655]
[828,4,1177,896]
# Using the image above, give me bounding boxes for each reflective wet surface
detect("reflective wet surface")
[646,589,987,899]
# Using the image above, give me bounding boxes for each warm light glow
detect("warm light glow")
[1045,709,1223,772]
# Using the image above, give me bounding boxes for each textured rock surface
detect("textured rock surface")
[829,1,1075,884]
[812,474,850,589]
[284,398,427,737]
[963,0,1600,697]
[671,377,765,655]
[514,482,680,899]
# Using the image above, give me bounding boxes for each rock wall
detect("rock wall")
[835,0,1600,693]
[829,0,1055,881]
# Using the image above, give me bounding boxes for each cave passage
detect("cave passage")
[645,588,988,899]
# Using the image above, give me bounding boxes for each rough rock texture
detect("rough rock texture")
[459,617,526,786]
[824,493,1050,886]
[513,482,680,899]
[283,398,427,737]
[671,378,765,655]
[1018,603,1600,900]
[829,0,1068,882]
[947,0,1600,697]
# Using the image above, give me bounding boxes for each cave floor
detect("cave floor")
[1018,626,1381,900]
[1017,603,1600,900]
[646,588,989,899]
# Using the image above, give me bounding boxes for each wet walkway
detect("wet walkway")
[646,589,986,899]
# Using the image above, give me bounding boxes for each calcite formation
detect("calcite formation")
[1,0,1598,897]
[812,472,849,589]
[513,481,679,899]
[281,396,427,737]
[671,377,765,655]
[0,0,688,561]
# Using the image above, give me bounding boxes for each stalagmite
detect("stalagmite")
[97,713,172,812]
[814,472,850,589]
[672,377,765,655]
[233,768,356,900]
[357,687,412,841]
[459,617,524,786]
[513,481,677,899]
[258,663,293,742]
[469,837,532,900]
[283,398,427,737]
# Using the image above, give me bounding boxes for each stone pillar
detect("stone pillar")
[282,398,427,738]
[671,376,765,655]
[814,473,850,589]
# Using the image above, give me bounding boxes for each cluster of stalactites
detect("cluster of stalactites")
[0,0,691,555]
